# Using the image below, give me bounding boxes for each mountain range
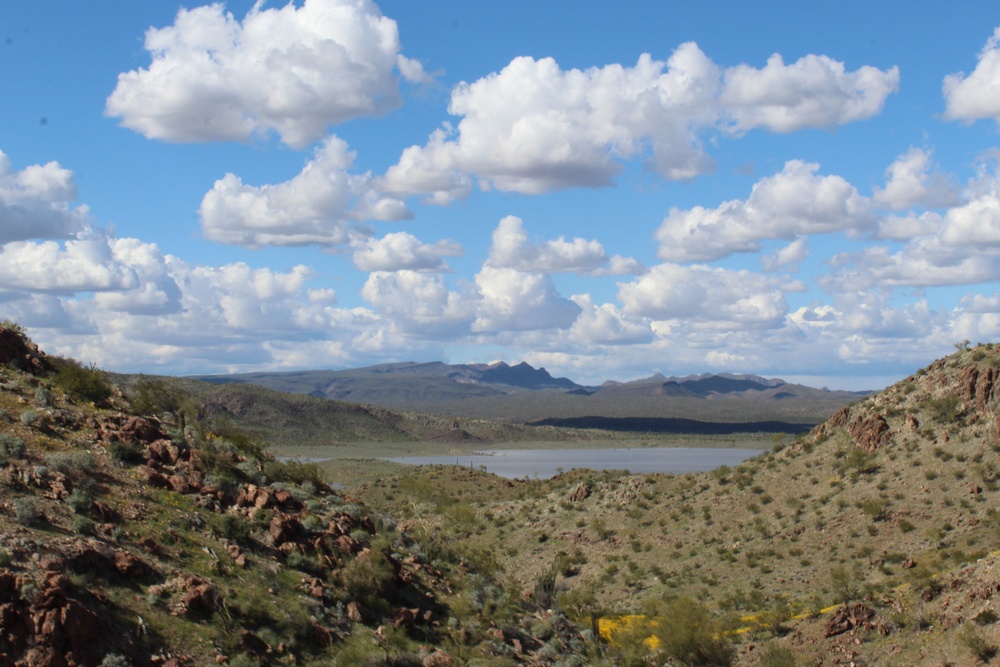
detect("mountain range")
[195,361,866,407]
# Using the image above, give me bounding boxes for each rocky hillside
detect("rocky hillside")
[0,324,592,666]
[354,343,1000,666]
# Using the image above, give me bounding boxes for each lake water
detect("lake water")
[385,447,763,479]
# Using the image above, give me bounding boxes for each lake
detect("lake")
[385,447,763,479]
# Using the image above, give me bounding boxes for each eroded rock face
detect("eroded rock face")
[0,568,118,666]
[848,414,892,452]
[824,602,887,637]
[93,414,167,446]
[0,327,52,375]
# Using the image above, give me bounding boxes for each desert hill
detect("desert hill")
[352,343,1000,665]
[4,318,1000,666]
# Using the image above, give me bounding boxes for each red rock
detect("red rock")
[181,581,220,617]
[346,601,366,622]
[422,649,453,667]
[114,551,153,580]
[137,466,172,489]
[848,414,892,451]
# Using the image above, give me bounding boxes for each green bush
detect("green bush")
[649,597,734,666]
[0,434,26,459]
[958,623,996,662]
[13,498,42,526]
[72,516,96,535]
[759,642,798,667]
[51,357,113,404]
[109,440,144,465]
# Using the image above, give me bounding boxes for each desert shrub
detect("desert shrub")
[109,440,144,465]
[759,642,798,667]
[34,386,52,407]
[958,623,996,662]
[337,541,397,614]
[860,498,889,521]
[98,655,129,667]
[927,395,961,422]
[72,516,95,535]
[263,458,324,487]
[13,497,42,526]
[649,597,734,666]
[0,549,12,567]
[217,513,252,545]
[51,357,113,404]
[843,448,878,475]
[975,610,999,626]
[0,434,26,459]
[19,410,37,426]
[830,564,861,604]
[67,488,93,514]
[46,451,95,476]
[226,656,264,667]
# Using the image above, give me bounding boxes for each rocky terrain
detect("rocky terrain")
[0,324,589,666]
[5,318,1000,666]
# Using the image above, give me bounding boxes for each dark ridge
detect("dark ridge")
[527,416,815,435]
[478,361,580,390]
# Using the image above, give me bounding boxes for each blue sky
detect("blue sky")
[2,0,1000,389]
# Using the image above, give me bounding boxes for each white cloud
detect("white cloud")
[487,215,608,273]
[872,148,961,211]
[0,239,140,294]
[655,160,873,261]
[597,255,648,277]
[473,266,581,332]
[568,294,653,345]
[943,27,1000,124]
[762,237,809,272]
[382,46,897,199]
[199,136,410,248]
[106,0,422,148]
[617,263,788,330]
[721,53,899,133]
[0,151,90,243]
[360,270,472,335]
[877,212,943,241]
[825,167,1000,290]
[91,238,182,315]
[352,232,462,271]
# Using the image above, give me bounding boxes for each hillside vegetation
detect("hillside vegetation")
[4,319,1000,666]
[352,343,1000,665]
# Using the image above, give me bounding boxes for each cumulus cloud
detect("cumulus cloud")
[872,148,961,210]
[568,294,653,345]
[352,232,462,271]
[655,160,873,262]
[199,136,411,248]
[721,53,899,133]
[0,151,90,243]
[825,166,1000,290]
[762,237,809,272]
[382,46,897,199]
[617,264,789,330]
[0,239,140,294]
[106,0,425,148]
[473,266,581,332]
[487,215,608,273]
[943,27,1000,124]
[360,270,472,335]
